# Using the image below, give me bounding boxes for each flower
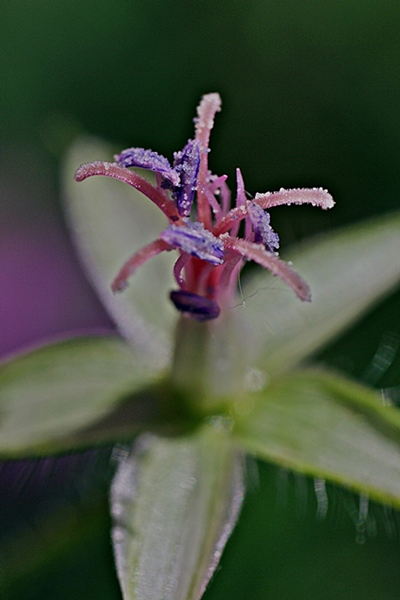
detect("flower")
[75,93,334,321]
[2,93,400,600]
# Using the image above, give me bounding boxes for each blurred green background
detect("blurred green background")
[1,0,400,598]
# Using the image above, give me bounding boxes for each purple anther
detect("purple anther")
[115,147,180,187]
[172,140,201,217]
[247,203,280,252]
[170,290,220,321]
[160,222,224,265]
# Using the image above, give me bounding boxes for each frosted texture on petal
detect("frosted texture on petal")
[241,212,400,375]
[111,429,244,600]
[64,137,177,369]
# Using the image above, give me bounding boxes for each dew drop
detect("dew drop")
[111,445,130,464]
[111,502,123,519]
[113,526,125,544]
[244,368,268,392]
[208,414,234,433]
[362,331,400,386]
[314,477,328,520]
[180,476,197,491]
[356,494,369,544]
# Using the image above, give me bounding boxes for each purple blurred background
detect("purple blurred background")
[0,144,114,361]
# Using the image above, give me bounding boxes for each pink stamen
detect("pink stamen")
[75,161,181,222]
[219,255,243,299]
[209,174,228,194]
[195,93,222,154]
[196,177,212,230]
[208,175,230,223]
[199,182,223,220]
[230,169,247,238]
[213,204,249,236]
[235,169,247,207]
[255,187,334,211]
[196,262,219,298]
[214,187,335,237]
[111,239,171,292]
[220,179,231,217]
[211,175,231,217]
[181,256,196,289]
[173,253,190,288]
[195,93,222,228]
[222,235,311,302]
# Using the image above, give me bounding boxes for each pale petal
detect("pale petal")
[63,137,177,369]
[234,369,400,508]
[0,336,153,457]
[240,211,400,376]
[111,428,244,600]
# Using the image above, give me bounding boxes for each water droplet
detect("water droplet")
[111,502,123,518]
[356,494,369,544]
[180,476,196,491]
[208,415,234,433]
[244,368,268,392]
[363,331,400,386]
[111,445,130,464]
[113,526,125,543]
[314,478,328,520]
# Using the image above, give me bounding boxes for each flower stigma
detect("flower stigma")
[75,93,334,322]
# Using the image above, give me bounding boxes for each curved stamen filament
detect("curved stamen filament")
[196,262,219,298]
[213,204,249,236]
[75,161,181,222]
[218,255,243,300]
[211,175,231,216]
[173,253,190,288]
[230,169,247,238]
[195,94,221,228]
[198,182,223,220]
[214,187,335,238]
[222,235,311,301]
[254,187,334,211]
[111,239,171,292]
[209,174,228,194]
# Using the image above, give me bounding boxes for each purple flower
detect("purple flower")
[75,93,334,321]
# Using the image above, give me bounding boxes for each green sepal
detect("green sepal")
[233,369,400,508]
[111,426,244,600]
[0,336,162,457]
[241,211,400,375]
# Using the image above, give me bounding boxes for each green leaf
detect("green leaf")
[111,427,244,600]
[0,336,158,457]
[63,138,177,370]
[241,211,400,375]
[233,369,400,508]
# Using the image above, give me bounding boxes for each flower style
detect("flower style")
[75,93,334,321]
